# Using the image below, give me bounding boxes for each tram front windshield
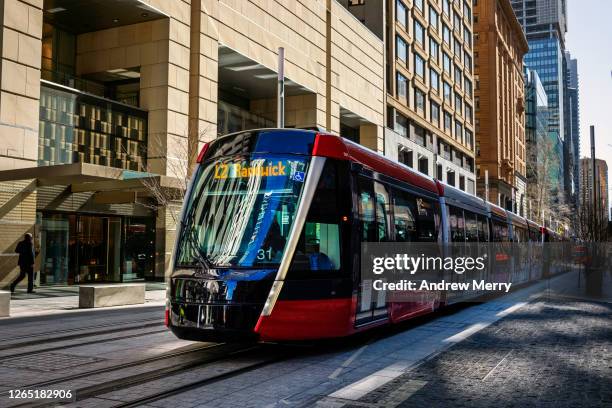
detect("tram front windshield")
[176,155,310,268]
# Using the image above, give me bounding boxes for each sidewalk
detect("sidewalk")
[4,283,166,319]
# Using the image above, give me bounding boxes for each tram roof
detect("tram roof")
[200,129,439,194]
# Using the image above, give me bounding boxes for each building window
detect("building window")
[437,164,443,180]
[398,147,413,167]
[414,0,424,11]
[465,103,473,123]
[464,77,473,96]
[415,53,425,78]
[464,52,472,73]
[397,72,408,99]
[396,111,408,137]
[454,38,462,59]
[443,24,451,45]
[444,111,452,133]
[429,7,439,30]
[454,65,462,87]
[459,175,465,191]
[418,156,429,175]
[465,128,473,149]
[415,87,425,111]
[463,1,471,21]
[454,12,461,32]
[396,35,407,63]
[396,0,407,27]
[464,26,471,48]
[430,68,439,90]
[443,81,452,103]
[430,100,440,126]
[414,20,425,45]
[430,37,439,61]
[455,120,463,142]
[443,0,450,16]
[443,52,451,73]
[455,94,463,114]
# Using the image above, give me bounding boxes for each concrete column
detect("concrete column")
[0,0,42,289]
[0,0,43,170]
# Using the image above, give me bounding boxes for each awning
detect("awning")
[0,162,184,194]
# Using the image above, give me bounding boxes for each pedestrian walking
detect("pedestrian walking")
[10,233,36,294]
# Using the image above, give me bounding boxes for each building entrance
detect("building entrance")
[38,212,154,285]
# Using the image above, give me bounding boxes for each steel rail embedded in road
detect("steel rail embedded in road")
[0,318,162,352]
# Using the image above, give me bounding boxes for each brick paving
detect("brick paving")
[357,298,612,408]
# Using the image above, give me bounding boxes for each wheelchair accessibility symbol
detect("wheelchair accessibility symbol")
[292,171,305,182]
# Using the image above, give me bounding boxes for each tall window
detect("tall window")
[454,38,462,59]
[465,103,473,123]
[414,0,423,12]
[430,101,440,126]
[397,72,408,99]
[464,77,473,96]
[464,26,472,48]
[396,35,407,63]
[465,129,473,149]
[454,65,462,87]
[396,0,407,27]
[443,81,452,103]
[455,120,463,142]
[430,68,439,90]
[430,38,439,61]
[463,1,471,21]
[443,24,450,45]
[414,20,425,45]
[429,7,439,30]
[443,0,450,16]
[455,94,463,114]
[443,52,451,73]
[444,111,452,133]
[415,53,425,78]
[464,52,472,73]
[414,87,425,111]
[454,12,461,32]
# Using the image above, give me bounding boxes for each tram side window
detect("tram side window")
[513,226,527,243]
[374,182,391,242]
[291,160,341,270]
[492,220,509,242]
[464,211,478,242]
[449,206,465,242]
[415,198,439,242]
[477,215,489,242]
[392,190,417,242]
[358,178,390,242]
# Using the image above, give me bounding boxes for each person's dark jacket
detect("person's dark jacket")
[15,240,35,268]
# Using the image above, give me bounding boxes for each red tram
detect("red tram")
[166,129,561,342]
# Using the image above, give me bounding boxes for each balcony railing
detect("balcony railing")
[38,80,148,171]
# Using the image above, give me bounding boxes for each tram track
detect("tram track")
[1,342,225,398]
[0,318,162,352]
[112,349,288,408]
[11,342,271,408]
[0,324,167,362]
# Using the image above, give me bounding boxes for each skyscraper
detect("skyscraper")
[565,53,580,206]
[512,0,568,202]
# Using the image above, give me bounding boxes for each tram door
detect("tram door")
[355,177,389,326]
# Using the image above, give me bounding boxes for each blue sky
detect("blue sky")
[565,0,612,180]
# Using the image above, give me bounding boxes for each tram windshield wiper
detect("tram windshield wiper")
[180,217,213,271]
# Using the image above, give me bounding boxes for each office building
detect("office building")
[376,0,477,193]
[0,0,385,287]
[473,0,529,213]
[580,158,609,224]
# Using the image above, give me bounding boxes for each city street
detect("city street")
[1,270,610,408]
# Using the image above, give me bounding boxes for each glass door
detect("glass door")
[75,215,122,283]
